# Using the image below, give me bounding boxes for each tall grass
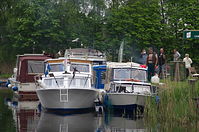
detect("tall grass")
[144,79,199,130]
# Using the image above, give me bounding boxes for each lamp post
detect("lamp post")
[32,41,35,54]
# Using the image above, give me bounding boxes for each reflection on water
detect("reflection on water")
[2,89,199,132]
[2,91,146,132]
[37,111,145,132]
[14,101,40,132]
[7,96,40,132]
[37,112,98,132]
[104,115,145,132]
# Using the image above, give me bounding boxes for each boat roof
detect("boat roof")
[68,59,92,64]
[107,62,146,70]
[17,54,47,57]
[45,57,65,63]
[64,48,106,61]
[93,65,106,69]
[45,57,92,64]
[18,54,51,61]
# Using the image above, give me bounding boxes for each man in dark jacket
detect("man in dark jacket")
[158,48,166,78]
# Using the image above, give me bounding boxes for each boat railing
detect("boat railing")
[35,74,91,89]
[64,50,106,61]
[107,82,153,95]
[66,55,106,61]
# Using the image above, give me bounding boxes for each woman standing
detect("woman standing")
[183,54,192,78]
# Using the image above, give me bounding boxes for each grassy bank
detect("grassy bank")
[144,79,199,130]
[0,73,12,79]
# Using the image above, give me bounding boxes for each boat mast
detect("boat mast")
[118,40,124,63]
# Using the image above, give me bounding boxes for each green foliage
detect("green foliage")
[0,0,199,71]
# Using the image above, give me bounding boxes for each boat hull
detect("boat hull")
[36,88,98,111]
[105,93,148,110]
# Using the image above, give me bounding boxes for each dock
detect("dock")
[0,79,7,87]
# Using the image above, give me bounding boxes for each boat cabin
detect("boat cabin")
[93,65,106,89]
[45,58,92,74]
[16,54,51,83]
[40,59,92,89]
[93,62,154,94]
[64,48,106,65]
[104,62,153,94]
[45,58,65,73]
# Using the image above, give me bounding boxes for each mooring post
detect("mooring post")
[188,79,197,96]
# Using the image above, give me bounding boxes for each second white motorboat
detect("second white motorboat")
[103,62,156,111]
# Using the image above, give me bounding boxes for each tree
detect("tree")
[106,0,163,61]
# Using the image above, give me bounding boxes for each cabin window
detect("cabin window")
[110,84,133,93]
[70,63,90,73]
[115,84,132,93]
[28,61,44,74]
[113,69,131,80]
[113,68,147,81]
[131,69,147,82]
[49,64,64,72]
[44,78,64,87]
[69,78,89,88]
[133,85,151,93]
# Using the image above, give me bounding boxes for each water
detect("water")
[1,89,146,132]
[0,89,16,132]
[2,89,198,132]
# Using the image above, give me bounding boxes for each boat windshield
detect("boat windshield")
[49,64,64,72]
[28,60,45,74]
[69,77,89,88]
[44,78,64,87]
[113,68,147,81]
[70,63,90,73]
[43,77,89,88]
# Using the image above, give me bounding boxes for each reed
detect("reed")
[144,79,199,130]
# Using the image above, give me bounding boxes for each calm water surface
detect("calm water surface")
[1,89,198,132]
[1,89,147,132]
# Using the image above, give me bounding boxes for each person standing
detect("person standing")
[146,48,158,81]
[173,49,181,61]
[139,49,148,65]
[183,54,192,78]
[158,48,166,78]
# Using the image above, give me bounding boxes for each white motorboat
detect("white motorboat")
[104,62,156,110]
[36,58,98,111]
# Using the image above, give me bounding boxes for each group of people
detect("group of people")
[139,48,193,81]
